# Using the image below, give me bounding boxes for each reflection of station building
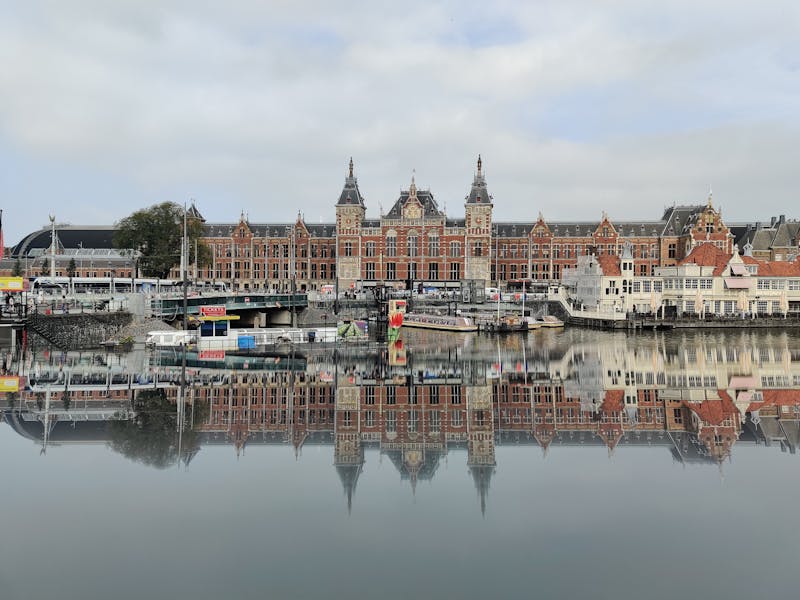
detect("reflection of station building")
[3,332,800,511]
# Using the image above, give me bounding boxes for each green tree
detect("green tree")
[107,389,205,470]
[67,257,77,280]
[11,259,23,277]
[113,202,210,279]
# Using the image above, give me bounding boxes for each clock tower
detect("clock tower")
[464,155,493,283]
[335,158,367,290]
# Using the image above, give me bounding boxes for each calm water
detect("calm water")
[2,328,800,599]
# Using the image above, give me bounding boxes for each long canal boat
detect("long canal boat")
[402,313,479,332]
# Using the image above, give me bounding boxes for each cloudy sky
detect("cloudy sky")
[1,0,798,244]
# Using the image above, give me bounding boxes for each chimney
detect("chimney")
[779,214,786,224]
[770,216,777,227]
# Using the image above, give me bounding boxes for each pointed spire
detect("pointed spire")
[707,186,713,208]
[336,158,366,207]
[409,170,417,198]
[466,157,493,205]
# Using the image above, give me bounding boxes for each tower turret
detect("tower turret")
[464,155,494,284]
[336,158,367,290]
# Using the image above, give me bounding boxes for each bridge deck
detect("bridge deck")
[151,293,308,317]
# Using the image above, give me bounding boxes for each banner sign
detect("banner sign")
[0,277,24,292]
[200,305,226,317]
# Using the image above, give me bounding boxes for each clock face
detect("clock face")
[405,204,421,219]
[475,217,482,225]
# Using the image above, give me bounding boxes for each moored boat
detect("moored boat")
[402,313,478,332]
[522,316,542,330]
[534,315,565,328]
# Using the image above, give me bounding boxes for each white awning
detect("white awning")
[730,376,757,389]
[724,277,752,289]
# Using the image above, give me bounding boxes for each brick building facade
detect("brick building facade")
[6,157,788,291]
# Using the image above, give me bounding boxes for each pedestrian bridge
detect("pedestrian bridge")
[149,293,308,320]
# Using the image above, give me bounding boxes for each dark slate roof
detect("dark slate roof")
[364,219,381,228]
[186,202,205,222]
[732,220,800,254]
[660,205,705,236]
[385,189,443,219]
[336,158,366,207]
[494,220,663,238]
[11,226,120,258]
[203,222,337,238]
[465,155,493,205]
[306,224,336,238]
[773,222,800,247]
[728,225,752,249]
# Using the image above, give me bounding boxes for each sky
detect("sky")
[1,0,799,245]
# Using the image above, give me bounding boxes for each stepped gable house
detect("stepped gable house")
[4,157,796,289]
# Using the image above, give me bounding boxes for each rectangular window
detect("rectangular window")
[430,411,441,432]
[408,236,419,258]
[428,263,439,280]
[429,386,439,404]
[450,386,461,404]
[449,241,461,258]
[449,262,461,280]
[365,263,375,279]
[386,263,396,279]
[386,237,397,257]
[344,241,353,257]
[428,237,440,257]
[365,241,376,257]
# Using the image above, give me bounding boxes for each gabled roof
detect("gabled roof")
[684,390,738,427]
[384,178,444,219]
[679,242,732,276]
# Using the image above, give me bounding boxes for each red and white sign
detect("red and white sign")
[200,305,226,317]
[199,350,226,360]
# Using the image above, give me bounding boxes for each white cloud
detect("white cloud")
[0,0,798,242]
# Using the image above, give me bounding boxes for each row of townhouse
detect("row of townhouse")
[562,239,800,317]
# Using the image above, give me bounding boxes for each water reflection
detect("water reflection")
[2,329,800,513]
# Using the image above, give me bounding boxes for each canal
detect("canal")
[1,327,799,599]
